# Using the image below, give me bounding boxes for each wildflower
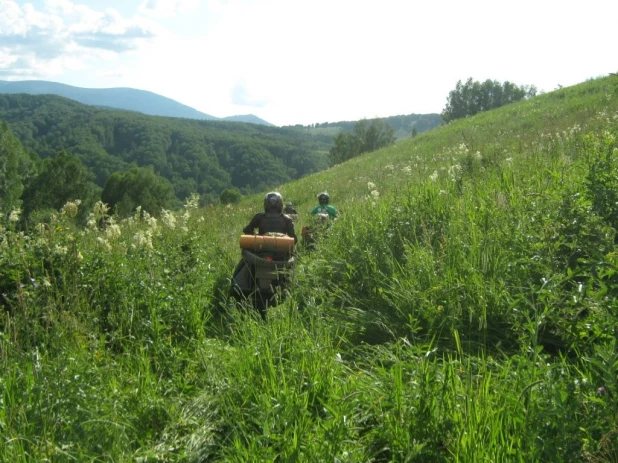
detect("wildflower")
[429,171,438,182]
[161,210,176,229]
[402,165,412,175]
[474,151,482,161]
[87,214,97,229]
[93,201,110,219]
[9,208,21,222]
[106,224,121,240]
[147,216,157,229]
[97,237,112,251]
[76,251,83,261]
[133,231,153,250]
[448,164,461,180]
[184,193,199,210]
[367,181,376,191]
[54,245,68,256]
[61,200,81,218]
[370,190,380,200]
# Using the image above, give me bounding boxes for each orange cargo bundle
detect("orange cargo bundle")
[239,234,295,252]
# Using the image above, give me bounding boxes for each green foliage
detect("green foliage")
[584,132,618,230]
[0,122,34,221]
[101,166,176,217]
[219,187,242,205]
[329,118,396,165]
[442,77,537,122]
[1,76,618,462]
[22,151,99,225]
[310,113,442,140]
[0,94,330,201]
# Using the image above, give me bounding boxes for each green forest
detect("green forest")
[0,94,331,204]
[307,113,442,140]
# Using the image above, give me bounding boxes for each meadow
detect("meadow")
[2,76,618,461]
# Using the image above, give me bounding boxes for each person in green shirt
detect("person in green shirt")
[311,192,338,219]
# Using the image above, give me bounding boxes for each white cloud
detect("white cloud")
[138,0,199,18]
[0,0,156,78]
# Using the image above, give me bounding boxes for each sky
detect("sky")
[1,0,617,127]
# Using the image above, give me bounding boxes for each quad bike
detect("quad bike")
[230,233,295,318]
[301,212,331,250]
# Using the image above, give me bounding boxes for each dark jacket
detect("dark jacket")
[243,212,297,243]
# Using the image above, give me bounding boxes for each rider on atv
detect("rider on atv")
[310,192,338,219]
[303,192,338,249]
[232,192,297,318]
[243,192,297,244]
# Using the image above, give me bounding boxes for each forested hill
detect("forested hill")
[0,80,273,126]
[0,94,330,200]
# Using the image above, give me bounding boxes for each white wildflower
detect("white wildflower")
[147,216,157,229]
[402,165,412,175]
[429,171,438,182]
[370,190,380,200]
[61,200,81,218]
[96,236,111,250]
[367,182,376,191]
[93,201,110,219]
[87,214,97,229]
[106,224,121,240]
[133,231,153,250]
[184,193,199,210]
[54,245,68,256]
[474,151,482,161]
[161,210,176,229]
[9,208,21,222]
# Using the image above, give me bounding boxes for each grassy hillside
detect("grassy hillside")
[1,76,618,461]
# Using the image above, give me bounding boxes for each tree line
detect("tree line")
[442,78,537,122]
[0,94,333,224]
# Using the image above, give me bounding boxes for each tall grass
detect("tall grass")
[1,76,618,461]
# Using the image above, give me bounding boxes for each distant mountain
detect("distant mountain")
[0,80,273,126]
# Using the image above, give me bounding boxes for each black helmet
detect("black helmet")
[318,192,329,205]
[264,191,283,213]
